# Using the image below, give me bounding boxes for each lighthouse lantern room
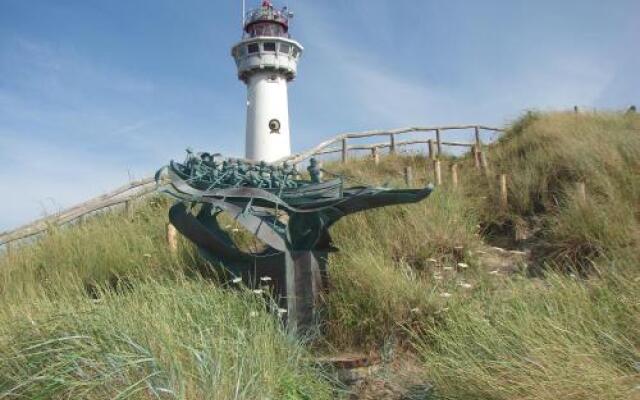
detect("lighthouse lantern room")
[231,0,303,162]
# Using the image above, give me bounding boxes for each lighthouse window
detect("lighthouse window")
[263,42,276,52]
[292,48,300,58]
[279,43,291,54]
[233,46,246,58]
[247,43,259,54]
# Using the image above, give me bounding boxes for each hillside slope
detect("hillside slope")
[1,110,639,399]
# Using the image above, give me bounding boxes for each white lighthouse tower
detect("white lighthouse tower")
[231,0,303,162]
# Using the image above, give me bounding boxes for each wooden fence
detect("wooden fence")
[283,125,503,165]
[0,124,503,248]
[0,178,158,247]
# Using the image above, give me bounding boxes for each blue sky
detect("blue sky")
[0,0,638,231]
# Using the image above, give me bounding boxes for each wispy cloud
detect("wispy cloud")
[0,134,136,230]
[292,0,620,140]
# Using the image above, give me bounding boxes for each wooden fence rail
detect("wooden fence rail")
[314,139,476,156]
[282,125,502,165]
[0,124,503,248]
[0,178,158,246]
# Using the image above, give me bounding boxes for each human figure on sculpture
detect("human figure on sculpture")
[307,158,322,183]
[258,161,272,188]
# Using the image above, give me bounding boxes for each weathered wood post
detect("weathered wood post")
[474,126,485,171]
[389,134,396,154]
[341,138,348,164]
[371,147,380,165]
[166,223,178,253]
[435,129,442,157]
[574,105,579,114]
[576,182,587,204]
[499,174,508,211]
[450,164,459,188]
[473,145,481,169]
[427,139,435,160]
[404,166,413,187]
[434,160,442,186]
[125,199,134,220]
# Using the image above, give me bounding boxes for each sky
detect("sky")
[0,0,638,231]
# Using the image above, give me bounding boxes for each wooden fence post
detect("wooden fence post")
[499,174,508,211]
[167,223,178,253]
[427,139,435,160]
[576,182,586,204]
[389,134,396,154]
[433,160,442,186]
[404,166,413,187]
[474,126,481,149]
[125,200,134,219]
[473,145,481,169]
[450,164,458,188]
[341,138,348,164]
[435,129,442,157]
[371,147,380,165]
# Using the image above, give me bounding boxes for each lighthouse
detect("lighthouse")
[231,0,303,162]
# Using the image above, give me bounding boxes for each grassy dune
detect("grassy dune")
[0,201,333,399]
[1,110,639,399]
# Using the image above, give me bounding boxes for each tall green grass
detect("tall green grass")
[471,111,640,265]
[1,110,638,399]
[0,280,332,399]
[324,187,481,347]
[0,199,332,399]
[411,264,640,400]
[320,111,640,398]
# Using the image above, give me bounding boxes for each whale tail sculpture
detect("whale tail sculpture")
[157,150,434,334]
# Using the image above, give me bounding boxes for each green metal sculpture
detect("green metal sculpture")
[157,150,433,333]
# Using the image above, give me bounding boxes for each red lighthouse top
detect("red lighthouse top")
[244,0,292,38]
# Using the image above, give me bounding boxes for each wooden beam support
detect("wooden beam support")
[125,200,134,220]
[167,223,178,253]
[434,160,442,186]
[435,129,442,157]
[450,164,458,188]
[341,138,348,164]
[371,147,380,165]
[389,134,396,154]
[427,139,434,160]
[499,174,508,211]
[473,145,481,169]
[576,182,586,204]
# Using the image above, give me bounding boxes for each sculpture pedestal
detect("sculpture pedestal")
[285,251,326,334]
